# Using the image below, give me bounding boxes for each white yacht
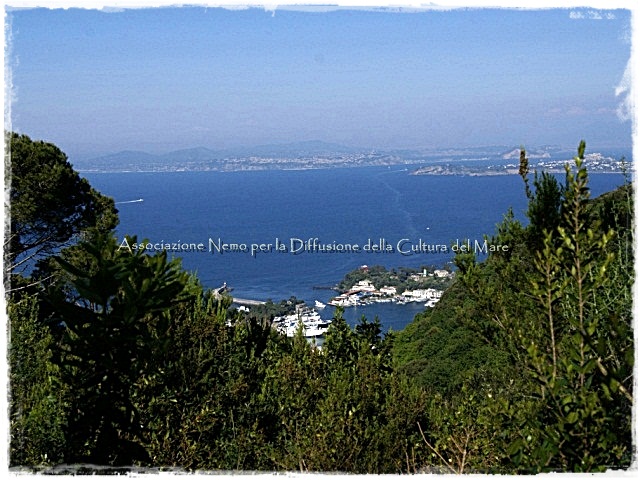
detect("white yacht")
[275,307,332,338]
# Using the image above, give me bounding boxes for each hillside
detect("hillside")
[392,155,634,471]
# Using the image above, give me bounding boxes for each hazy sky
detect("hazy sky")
[5,3,634,159]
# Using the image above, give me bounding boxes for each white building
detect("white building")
[350,279,376,293]
[379,285,397,296]
[402,288,443,301]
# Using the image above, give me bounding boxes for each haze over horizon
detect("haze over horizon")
[5,4,634,161]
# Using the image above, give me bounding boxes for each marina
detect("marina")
[85,170,626,334]
[272,306,332,338]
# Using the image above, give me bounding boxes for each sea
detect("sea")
[82,166,627,333]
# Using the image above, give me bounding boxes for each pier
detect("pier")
[232,298,267,306]
[213,284,266,306]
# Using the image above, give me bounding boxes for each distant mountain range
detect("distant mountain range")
[75,141,363,166]
[72,141,630,173]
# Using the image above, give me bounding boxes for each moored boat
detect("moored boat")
[273,306,331,338]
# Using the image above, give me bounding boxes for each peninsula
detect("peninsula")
[328,264,455,308]
[411,152,626,176]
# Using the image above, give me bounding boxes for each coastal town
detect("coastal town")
[251,265,455,339]
[72,142,630,175]
[327,272,449,309]
[411,152,627,176]
[328,265,455,307]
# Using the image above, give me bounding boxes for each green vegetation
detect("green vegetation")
[394,141,634,472]
[5,132,118,287]
[6,135,634,473]
[245,295,306,321]
[337,264,454,292]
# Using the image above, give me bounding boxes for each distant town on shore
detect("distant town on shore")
[73,141,630,174]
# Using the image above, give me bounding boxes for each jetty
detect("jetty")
[232,297,266,306]
[213,284,266,306]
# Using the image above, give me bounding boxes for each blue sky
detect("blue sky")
[5,4,634,159]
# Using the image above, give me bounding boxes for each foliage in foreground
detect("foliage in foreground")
[7,135,634,473]
[5,132,118,286]
[394,142,634,472]
[10,233,428,471]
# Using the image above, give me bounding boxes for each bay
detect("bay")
[83,167,626,331]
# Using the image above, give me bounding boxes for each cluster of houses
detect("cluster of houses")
[328,279,444,308]
[410,268,451,280]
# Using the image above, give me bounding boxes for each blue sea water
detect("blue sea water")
[83,167,626,332]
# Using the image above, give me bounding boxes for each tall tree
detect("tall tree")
[516,145,633,471]
[4,132,118,285]
[526,172,564,249]
[45,233,192,465]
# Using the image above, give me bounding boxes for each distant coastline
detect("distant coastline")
[411,152,628,176]
[73,142,631,175]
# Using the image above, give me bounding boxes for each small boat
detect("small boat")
[315,300,326,309]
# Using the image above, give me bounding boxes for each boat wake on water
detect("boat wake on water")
[116,198,144,204]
